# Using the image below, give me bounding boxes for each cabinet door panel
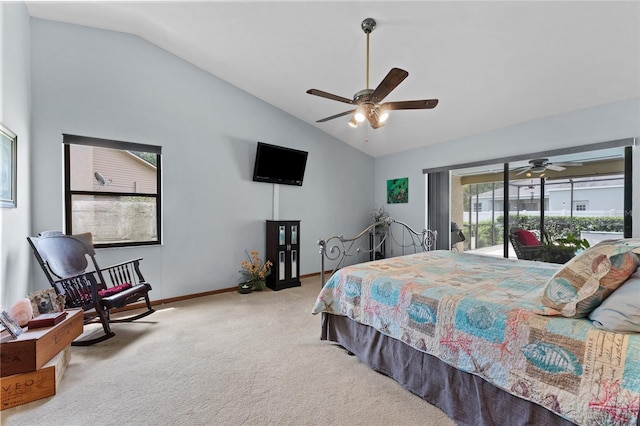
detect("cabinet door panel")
[266,220,301,290]
[278,250,286,281]
[291,249,298,279]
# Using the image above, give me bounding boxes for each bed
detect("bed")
[312,218,640,426]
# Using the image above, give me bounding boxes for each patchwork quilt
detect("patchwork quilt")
[312,251,640,425]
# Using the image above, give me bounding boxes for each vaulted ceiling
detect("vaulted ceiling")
[25,1,640,158]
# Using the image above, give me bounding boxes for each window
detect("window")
[473,202,483,212]
[574,201,588,211]
[64,134,162,248]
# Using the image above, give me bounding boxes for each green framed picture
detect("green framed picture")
[387,177,408,204]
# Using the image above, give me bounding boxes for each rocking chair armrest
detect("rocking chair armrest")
[98,258,146,286]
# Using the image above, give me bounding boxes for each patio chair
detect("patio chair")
[509,228,548,261]
[450,222,466,250]
[509,228,575,264]
[27,231,154,345]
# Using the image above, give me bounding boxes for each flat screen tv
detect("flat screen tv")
[252,142,308,186]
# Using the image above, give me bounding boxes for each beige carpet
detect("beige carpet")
[1,276,454,426]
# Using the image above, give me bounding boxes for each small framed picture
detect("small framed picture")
[387,177,409,204]
[0,123,17,208]
[0,310,23,339]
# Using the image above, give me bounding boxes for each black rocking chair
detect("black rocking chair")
[27,231,154,345]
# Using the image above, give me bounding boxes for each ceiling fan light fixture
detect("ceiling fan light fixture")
[378,109,389,124]
[367,107,387,128]
[306,17,439,131]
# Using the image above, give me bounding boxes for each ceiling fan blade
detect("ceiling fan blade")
[316,109,355,123]
[371,68,409,103]
[382,99,439,110]
[306,89,355,105]
[546,164,566,171]
[515,167,532,176]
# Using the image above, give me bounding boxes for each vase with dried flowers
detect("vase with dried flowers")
[239,250,272,291]
[369,206,390,234]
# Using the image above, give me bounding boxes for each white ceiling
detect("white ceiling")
[25,1,640,158]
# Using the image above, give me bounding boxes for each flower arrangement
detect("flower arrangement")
[369,206,390,234]
[239,250,272,291]
[369,206,389,224]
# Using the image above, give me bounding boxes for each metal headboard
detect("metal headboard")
[317,217,437,286]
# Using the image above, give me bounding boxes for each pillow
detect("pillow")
[541,239,640,318]
[589,269,640,333]
[515,230,540,246]
[98,283,132,298]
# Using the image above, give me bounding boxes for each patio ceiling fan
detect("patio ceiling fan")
[514,158,583,176]
[306,18,438,129]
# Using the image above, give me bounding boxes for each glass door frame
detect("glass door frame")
[424,138,634,257]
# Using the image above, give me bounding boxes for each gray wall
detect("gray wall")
[375,98,640,239]
[3,5,638,308]
[5,16,374,306]
[0,3,32,308]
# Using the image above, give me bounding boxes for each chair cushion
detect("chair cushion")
[98,283,132,297]
[100,283,151,309]
[515,230,540,246]
[541,239,640,318]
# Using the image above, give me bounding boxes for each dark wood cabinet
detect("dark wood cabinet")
[265,220,301,290]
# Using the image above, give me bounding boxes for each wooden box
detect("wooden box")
[1,345,71,410]
[0,309,82,377]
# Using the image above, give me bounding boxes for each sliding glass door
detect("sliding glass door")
[441,144,629,263]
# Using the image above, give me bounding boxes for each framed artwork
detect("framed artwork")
[29,288,66,315]
[0,310,23,339]
[0,123,17,208]
[387,177,409,204]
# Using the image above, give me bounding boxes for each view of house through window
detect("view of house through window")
[449,147,627,262]
[64,136,162,247]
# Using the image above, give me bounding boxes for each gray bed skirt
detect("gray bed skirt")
[321,312,578,426]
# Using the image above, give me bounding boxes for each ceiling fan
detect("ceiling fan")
[306,18,438,129]
[514,158,583,176]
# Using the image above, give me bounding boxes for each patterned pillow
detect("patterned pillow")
[541,239,640,318]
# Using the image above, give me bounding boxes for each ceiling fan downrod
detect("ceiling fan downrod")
[362,18,376,90]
